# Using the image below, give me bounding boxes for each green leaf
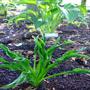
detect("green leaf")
[60,7,70,21]
[47,45,59,56]
[60,3,86,22]
[0,44,23,60]
[44,0,62,3]
[45,68,90,80]
[79,5,87,16]
[0,73,26,89]
[72,68,90,73]
[18,0,36,5]
[0,57,9,63]
[0,44,17,58]
[46,50,90,71]
[63,39,75,45]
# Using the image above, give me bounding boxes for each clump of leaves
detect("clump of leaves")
[8,0,87,33]
[0,4,7,18]
[0,37,90,89]
[0,0,18,19]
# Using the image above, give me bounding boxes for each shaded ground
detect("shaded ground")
[0,20,90,90]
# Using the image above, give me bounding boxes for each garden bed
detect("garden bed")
[0,20,90,90]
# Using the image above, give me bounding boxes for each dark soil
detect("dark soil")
[0,20,90,90]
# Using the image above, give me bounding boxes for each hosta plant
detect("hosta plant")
[0,37,90,89]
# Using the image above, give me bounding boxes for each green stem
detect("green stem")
[33,55,36,71]
[81,0,87,6]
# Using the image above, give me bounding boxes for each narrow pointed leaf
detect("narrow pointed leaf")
[0,73,26,89]
[45,68,90,80]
